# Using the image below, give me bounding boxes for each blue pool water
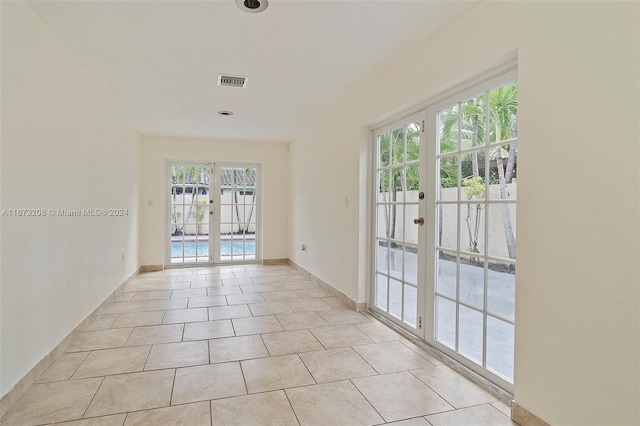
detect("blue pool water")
[171,239,255,257]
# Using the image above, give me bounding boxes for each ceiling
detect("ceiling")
[28,1,476,142]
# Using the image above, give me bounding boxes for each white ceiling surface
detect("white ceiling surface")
[28,1,475,142]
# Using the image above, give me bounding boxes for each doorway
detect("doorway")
[167,162,262,265]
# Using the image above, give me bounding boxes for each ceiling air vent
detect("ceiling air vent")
[217,74,249,88]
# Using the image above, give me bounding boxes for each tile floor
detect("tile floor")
[1,264,516,426]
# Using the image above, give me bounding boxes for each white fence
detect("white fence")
[377,184,516,260]
[171,193,257,236]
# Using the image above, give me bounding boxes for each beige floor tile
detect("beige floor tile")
[287,299,332,312]
[310,325,373,349]
[171,288,207,299]
[111,311,165,328]
[85,370,174,418]
[226,293,265,305]
[124,401,210,426]
[207,286,242,296]
[353,341,434,373]
[261,290,300,302]
[426,404,515,426]
[187,295,227,308]
[221,277,255,286]
[183,319,235,340]
[271,282,309,291]
[1,378,103,425]
[286,380,383,426]
[385,418,430,426]
[52,414,127,425]
[171,363,246,405]
[36,352,89,383]
[72,346,150,379]
[144,298,188,311]
[355,321,403,342]
[211,390,298,426]
[411,365,497,408]
[295,288,334,299]
[276,311,330,330]
[190,279,223,289]
[241,354,315,393]
[232,315,283,335]
[261,329,324,356]
[240,283,276,293]
[205,272,235,280]
[87,314,120,330]
[114,293,135,302]
[249,301,293,316]
[318,309,371,325]
[399,340,444,366]
[123,281,190,292]
[491,400,512,417]
[209,335,269,363]
[130,291,172,301]
[162,308,208,324]
[248,276,285,284]
[67,328,133,353]
[321,296,348,309]
[208,304,252,320]
[352,371,454,422]
[102,301,149,315]
[144,340,209,370]
[125,324,184,346]
[299,347,377,383]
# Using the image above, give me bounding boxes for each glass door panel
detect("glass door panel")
[214,164,260,263]
[169,164,210,264]
[373,116,423,331]
[431,79,517,387]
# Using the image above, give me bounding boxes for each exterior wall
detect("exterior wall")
[1,3,139,396]
[289,1,639,424]
[139,135,289,265]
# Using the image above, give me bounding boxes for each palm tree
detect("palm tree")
[438,83,518,260]
[488,84,517,259]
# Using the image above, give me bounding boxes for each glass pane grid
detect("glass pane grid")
[432,81,517,383]
[373,122,420,328]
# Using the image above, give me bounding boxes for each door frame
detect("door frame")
[367,60,518,393]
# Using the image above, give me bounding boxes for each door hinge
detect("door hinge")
[418,316,423,329]
[421,120,425,133]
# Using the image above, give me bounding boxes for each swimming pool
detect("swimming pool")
[171,239,255,257]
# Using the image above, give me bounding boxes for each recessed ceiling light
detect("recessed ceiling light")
[218,111,234,116]
[236,0,268,14]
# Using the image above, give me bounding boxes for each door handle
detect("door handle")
[413,217,424,226]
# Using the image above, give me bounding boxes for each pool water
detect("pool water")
[171,240,255,257]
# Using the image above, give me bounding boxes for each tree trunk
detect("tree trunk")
[471,115,479,178]
[505,140,517,183]
[496,152,516,259]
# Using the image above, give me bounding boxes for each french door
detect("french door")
[167,162,261,265]
[372,112,426,333]
[371,68,517,392]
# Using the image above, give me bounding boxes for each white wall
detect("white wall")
[139,135,289,266]
[0,3,139,396]
[289,1,639,424]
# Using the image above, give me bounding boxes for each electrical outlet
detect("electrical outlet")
[301,244,306,251]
